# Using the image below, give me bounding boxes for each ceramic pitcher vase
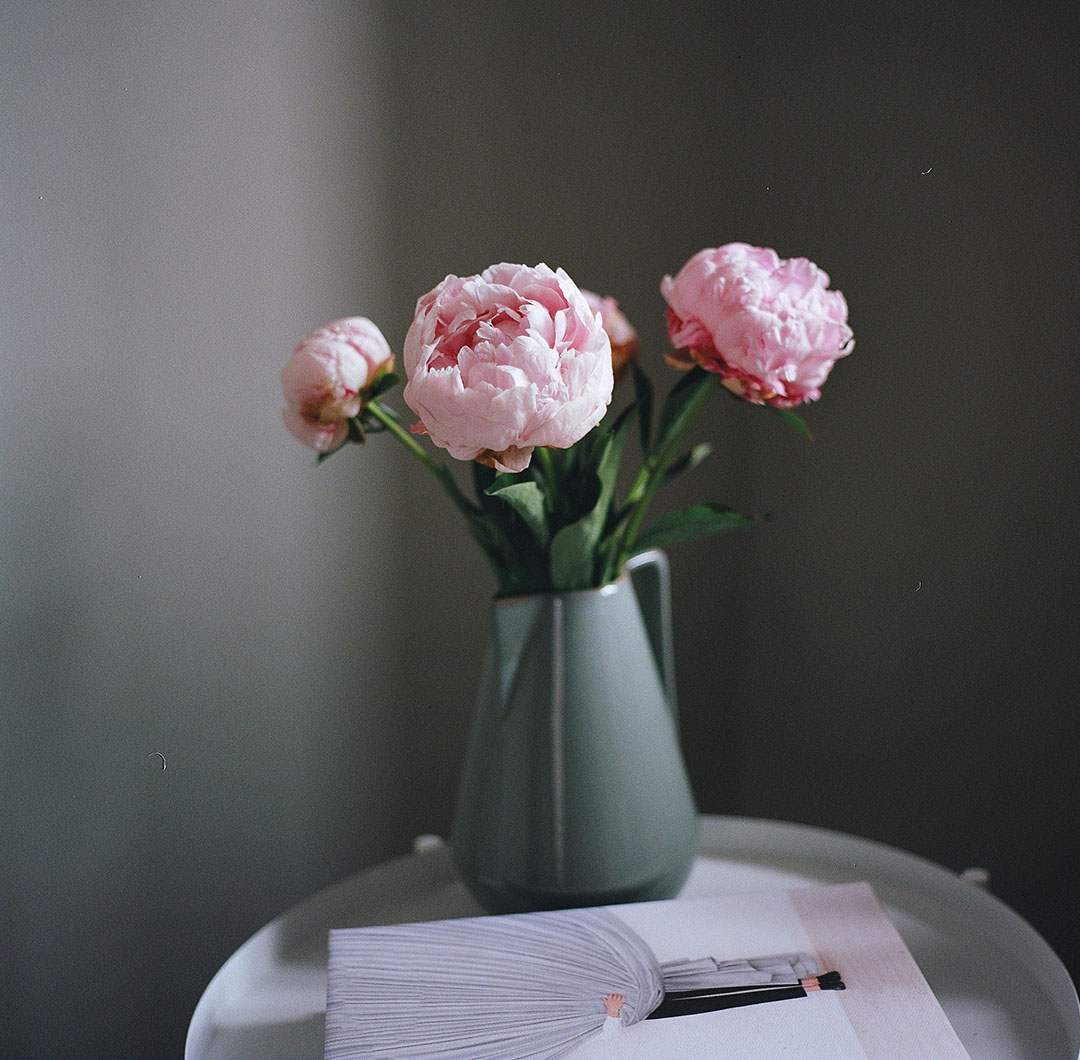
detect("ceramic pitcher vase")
[451,549,699,913]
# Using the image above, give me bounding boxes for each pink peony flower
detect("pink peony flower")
[582,289,639,382]
[282,317,394,452]
[402,263,614,473]
[661,243,853,407]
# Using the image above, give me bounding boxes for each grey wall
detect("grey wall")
[2,1,1077,1057]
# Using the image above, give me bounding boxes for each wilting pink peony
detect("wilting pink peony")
[282,317,394,452]
[402,263,614,472]
[582,289,639,382]
[661,243,853,407]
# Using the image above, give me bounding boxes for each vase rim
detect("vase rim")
[492,570,629,606]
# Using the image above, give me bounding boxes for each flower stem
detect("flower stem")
[614,371,721,568]
[363,401,480,518]
[532,445,559,500]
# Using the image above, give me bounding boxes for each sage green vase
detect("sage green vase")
[451,549,699,913]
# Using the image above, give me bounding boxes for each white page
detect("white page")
[566,888,866,1059]
[325,881,969,1060]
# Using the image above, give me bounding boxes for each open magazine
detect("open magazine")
[325,881,969,1059]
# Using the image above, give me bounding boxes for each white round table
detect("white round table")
[186,815,1079,1060]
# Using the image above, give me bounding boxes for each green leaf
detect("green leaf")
[467,464,554,593]
[485,478,550,547]
[471,461,499,506]
[461,508,508,574]
[549,418,629,590]
[633,503,756,552]
[771,405,814,440]
[655,366,711,453]
[462,507,502,557]
[608,397,641,440]
[660,442,712,487]
[631,360,654,454]
[316,424,363,463]
[549,520,592,590]
[460,507,538,594]
[594,514,630,587]
[369,372,400,400]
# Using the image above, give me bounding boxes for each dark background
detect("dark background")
[2,1,1077,1056]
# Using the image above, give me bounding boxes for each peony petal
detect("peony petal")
[281,406,349,453]
[281,316,394,452]
[402,263,614,462]
[661,243,852,407]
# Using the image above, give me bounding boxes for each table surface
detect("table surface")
[186,815,1079,1060]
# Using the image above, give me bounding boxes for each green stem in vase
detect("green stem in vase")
[532,445,559,501]
[614,369,721,571]
[363,401,480,521]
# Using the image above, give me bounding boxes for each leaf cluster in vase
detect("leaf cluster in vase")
[281,245,854,596]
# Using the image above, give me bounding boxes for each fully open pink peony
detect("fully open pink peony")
[281,317,394,452]
[402,263,614,472]
[661,243,853,407]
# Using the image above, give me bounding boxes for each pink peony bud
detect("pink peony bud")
[281,317,394,453]
[582,289,639,383]
[402,263,614,473]
[661,243,853,407]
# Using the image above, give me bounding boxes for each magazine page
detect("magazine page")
[325,881,968,1060]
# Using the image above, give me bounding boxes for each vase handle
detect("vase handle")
[625,549,677,718]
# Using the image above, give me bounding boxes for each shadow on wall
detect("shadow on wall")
[375,0,1079,982]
